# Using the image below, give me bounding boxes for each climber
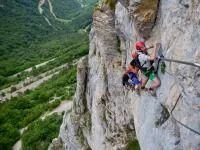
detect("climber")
[132,41,161,92]
[122,64,141,91]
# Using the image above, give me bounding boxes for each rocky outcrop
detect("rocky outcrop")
[48,138,64,150]
[58,56,92,150]
[130,0,159,39]
[57,0,200,150]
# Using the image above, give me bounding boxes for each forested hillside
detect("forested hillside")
[0,0,95,77]
[0,0,97,149]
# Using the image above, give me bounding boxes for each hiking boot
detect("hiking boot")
[131,85,135,91]
[148,88,157,97]
[124,84,131,91]
[135,88,141,95]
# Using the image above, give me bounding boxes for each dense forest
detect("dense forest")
[0,0,95,77]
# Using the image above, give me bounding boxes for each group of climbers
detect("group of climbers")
[122,41,161,94]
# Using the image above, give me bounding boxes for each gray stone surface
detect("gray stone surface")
[57,0,200,150]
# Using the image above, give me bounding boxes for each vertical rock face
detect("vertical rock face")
[58,0,200,150]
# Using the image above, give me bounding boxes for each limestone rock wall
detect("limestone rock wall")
[57,0,200,150]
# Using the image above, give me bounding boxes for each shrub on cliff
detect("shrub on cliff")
[105,0,117,10]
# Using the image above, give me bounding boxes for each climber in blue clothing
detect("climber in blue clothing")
[122,64,141,90]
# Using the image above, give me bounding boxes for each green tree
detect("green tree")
[0,123,20,150]
[22,114,62,150]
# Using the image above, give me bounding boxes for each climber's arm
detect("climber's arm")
[144,43,160,61]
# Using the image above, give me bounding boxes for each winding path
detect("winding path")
[0,63,68,102]
[12,58,55,77]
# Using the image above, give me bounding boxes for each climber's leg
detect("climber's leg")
[141,75,149,89]
[150,76,161,89]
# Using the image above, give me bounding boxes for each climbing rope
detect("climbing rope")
[170,94,181,114]
[168,94,200,136]
[153,53,200,135]
[171,116,200,136]
[157,43,200,68]
[159,57,200,68]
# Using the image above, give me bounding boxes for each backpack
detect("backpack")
[122,73,129,86]
[130,58,147,72]
[130,52,154,72]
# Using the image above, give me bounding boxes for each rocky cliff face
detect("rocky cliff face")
[55,0,200,150]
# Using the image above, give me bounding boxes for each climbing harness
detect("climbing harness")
[130,58,147,72]
[131,51,154,72]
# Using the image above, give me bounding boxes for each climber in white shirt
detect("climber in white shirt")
[132,41,161,92]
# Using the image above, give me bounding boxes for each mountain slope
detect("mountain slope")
[0,0,96,77]
[57,0,200,150]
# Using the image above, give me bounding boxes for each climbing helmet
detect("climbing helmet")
[135,41,145,51]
